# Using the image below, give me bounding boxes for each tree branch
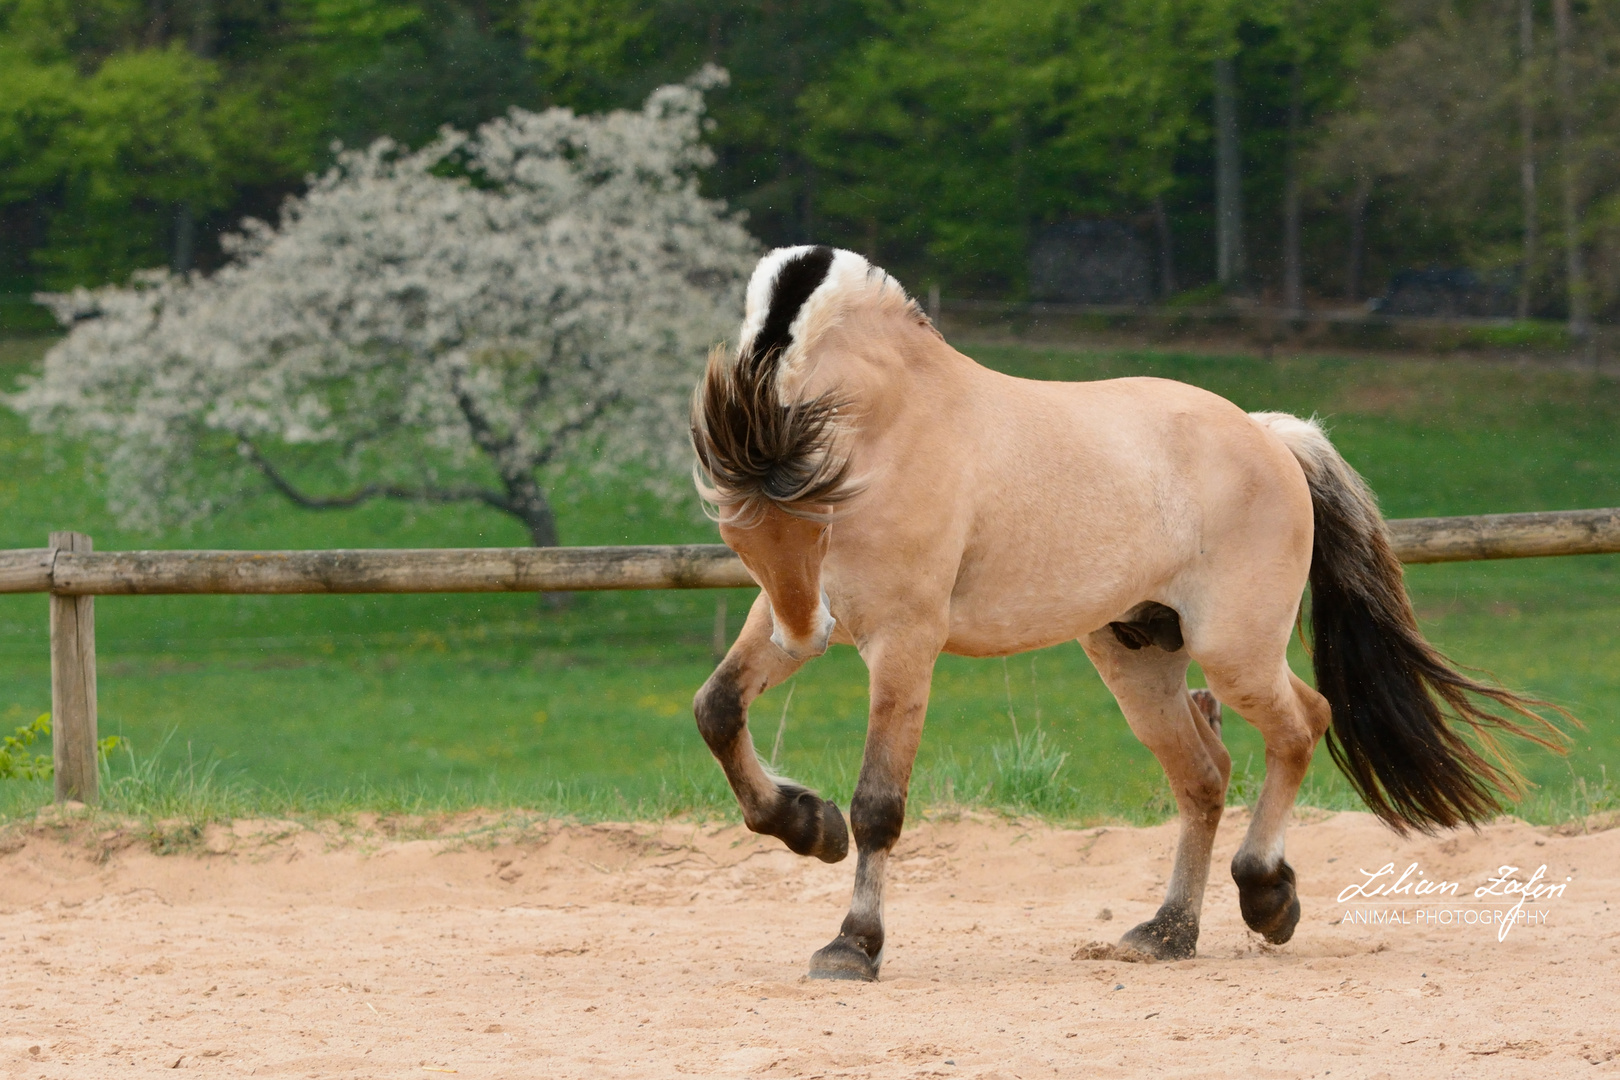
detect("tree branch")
[534,392,622,466]
[446,371,520,467]
[239,440,513,515]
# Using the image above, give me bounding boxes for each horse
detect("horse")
[688,245,1563,981]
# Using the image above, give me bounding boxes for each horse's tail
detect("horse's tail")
[690,246,859,523]
[1251,411,1569,834]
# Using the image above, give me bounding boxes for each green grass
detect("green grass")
[1,335,1617,828]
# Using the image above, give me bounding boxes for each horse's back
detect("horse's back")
[929,367,1313,654]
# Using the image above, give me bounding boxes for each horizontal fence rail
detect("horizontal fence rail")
[0,509,1616,597]
[0,543,755,596]
[4,508,1616,807]
[1385,508,1620,564]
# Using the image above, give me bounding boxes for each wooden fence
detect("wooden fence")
[3,507,1617,805]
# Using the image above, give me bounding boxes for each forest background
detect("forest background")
[2,0,1617,329]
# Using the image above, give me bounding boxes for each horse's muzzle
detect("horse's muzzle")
[770,592,835,660]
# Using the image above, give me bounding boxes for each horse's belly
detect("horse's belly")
[941,582,1126,657]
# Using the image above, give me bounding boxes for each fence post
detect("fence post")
[49,531,97,804]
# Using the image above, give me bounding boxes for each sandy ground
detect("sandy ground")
[0,806,1616,1079]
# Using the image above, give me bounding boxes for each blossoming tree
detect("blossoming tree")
[10,72,756,546]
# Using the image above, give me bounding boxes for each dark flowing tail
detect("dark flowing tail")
[1252,412,1570,833]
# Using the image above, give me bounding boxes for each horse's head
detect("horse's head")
[691,245,935,658]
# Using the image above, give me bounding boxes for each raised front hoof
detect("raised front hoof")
[1189,688,1222,737]
[768,785,850,863]
[1232,855,1302,944]
[1120,906,1200,961]
[808,937,881,982]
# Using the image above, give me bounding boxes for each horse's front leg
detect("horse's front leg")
[809,630,941,982]
[693,592,849,862]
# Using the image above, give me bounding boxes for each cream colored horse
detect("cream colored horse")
[690,246,1560,980]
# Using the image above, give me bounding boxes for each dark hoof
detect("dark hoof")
[1120,903,1200,960]
[808,937,881,982]
[1232,854,1301,944]
[769,785,849,863]
[1190,688,1221,737]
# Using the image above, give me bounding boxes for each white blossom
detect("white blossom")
[9,71,756,544]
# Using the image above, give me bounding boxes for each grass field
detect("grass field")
[0,334,1616,826]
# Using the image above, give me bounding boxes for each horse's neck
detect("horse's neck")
[789,313,970,409]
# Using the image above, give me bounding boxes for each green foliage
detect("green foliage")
[1464,320,1574,351]
[796,0,1386,293]
[0,712,51,780]
[3,0,1600,307]
[989,724,1072,814]
[324,2,541,150]
[0,709,123,780]
[0,0,543,289]
[801,0,1209,289]
[519,0,876,248]
[524,0,661,111]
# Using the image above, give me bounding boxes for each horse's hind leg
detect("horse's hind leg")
[1081,627,1232,960]
[808,628,942,982]
[693,592,849,863]
[1199,659,1332,944]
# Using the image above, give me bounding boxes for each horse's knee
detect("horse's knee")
[693,670,745,754]
[850,783,905,853]
[1265,729,1316,774]
[1181,762,1227,814]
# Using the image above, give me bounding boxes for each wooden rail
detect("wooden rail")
[4,507,1616,806]
[1,509,1616,597]
[1386,508,1620,564]
[0,543,754,596]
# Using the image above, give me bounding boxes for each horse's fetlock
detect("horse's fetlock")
[837,911,885,959]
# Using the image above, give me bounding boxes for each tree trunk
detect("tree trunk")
[1518,0,1538,320]
[172,0,214,274]
[1153,195,1177,298]
[188,0,217,56]
[1213,56,1246,293]
[800,159,817,244]
[505,472,559,548]
[172,203,196,273]
[1283,61,1304,315]
[1345,176,1371,303]
[1551,0,1587,338]
[504,470,566,608]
